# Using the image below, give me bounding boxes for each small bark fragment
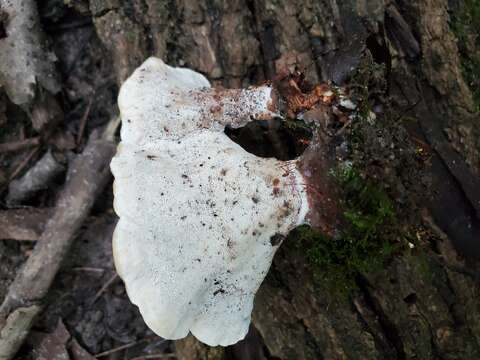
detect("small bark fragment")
[0,208,51,241]
[0,305,41,360]
[28,320,70,360]
[7,150,66,205]
[69,338,96,360]
[175,335,225,360]
[0,0,59,105]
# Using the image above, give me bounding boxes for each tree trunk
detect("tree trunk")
[90,0,479,358]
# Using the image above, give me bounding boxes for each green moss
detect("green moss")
[294,53,423,298]
[450,0,480,111]
[346,55,386,120]
[296,165,399,297]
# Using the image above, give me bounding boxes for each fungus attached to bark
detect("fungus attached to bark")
[111,58,337,346]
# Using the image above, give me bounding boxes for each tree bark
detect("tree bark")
[88,0,480,359]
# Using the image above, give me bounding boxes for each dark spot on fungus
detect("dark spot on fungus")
[270,233,285,246]
[147,155,157,160]
[220,168,228,176]
[181,174,188,179]
[213,288,226,296]
[251,196,259,204]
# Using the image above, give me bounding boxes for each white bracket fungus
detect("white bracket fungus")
[111,58,325,346]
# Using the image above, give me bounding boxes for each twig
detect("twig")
[70,267,106,273]
[0,120,117,359]
[45,18,93,31]
[77,95,95,146]
[335,117,353,136]
[94,337,156,358]
[0,137,40,153]
[90,273,118,305]
[7,147,40,182]
[130,354,176,360]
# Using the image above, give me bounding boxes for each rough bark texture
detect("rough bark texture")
[87,0,480,359]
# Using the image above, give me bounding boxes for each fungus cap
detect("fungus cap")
[111,57,309,346]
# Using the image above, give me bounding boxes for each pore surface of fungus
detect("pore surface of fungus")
[111,58,315,346]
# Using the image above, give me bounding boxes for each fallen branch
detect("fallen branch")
[94,336,159,358]
[0,0,59,105]
[0,138,41,153]
[0,121,117,359]
[90,273,118,305]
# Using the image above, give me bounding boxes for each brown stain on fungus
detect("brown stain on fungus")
[213,288,226,296]
[210,105,222,113]
[276,201,293,220]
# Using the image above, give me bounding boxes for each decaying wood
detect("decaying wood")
[0,305,40,359]
[0,0,59,105]
[0,128,116,359]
